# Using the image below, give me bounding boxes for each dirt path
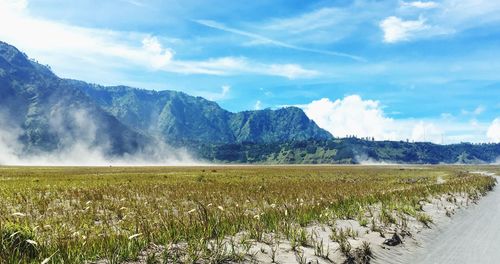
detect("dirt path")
[375,172,500,264]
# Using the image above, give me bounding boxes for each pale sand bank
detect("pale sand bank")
[109,171,498,264]
[375,171,500,264]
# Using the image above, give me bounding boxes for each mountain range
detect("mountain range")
[0,41,331,159]
[194,138,500,164]
[0,41,499,164]
[77,83,331,144]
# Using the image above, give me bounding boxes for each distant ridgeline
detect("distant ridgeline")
[1,41,499,164]
[186,138,500,164]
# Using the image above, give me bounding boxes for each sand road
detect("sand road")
[375,172,500,264]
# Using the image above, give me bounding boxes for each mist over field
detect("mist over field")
[354,154,396,165]
[0,110,196,166]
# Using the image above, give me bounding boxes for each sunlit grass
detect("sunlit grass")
[0,165,496,263]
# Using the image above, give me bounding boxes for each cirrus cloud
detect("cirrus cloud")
[401,1,439,9]
[0,0,317,82]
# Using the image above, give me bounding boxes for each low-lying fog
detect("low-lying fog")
[0,110,198,166]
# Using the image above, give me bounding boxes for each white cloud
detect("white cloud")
[302,96,397,140]
[221,85,230,97]
[268,64,318,79]
[254,100,262,110]
[175,57,319,79]
[401,1,439,9]
[439,0,500,26]
[473,105,486,115]
[300,95,490,143]
[385,0,500,42]
[0,0,25,10]
[380,16,429,43]
[410,121,443,142]
[461,105,486,116]
[0,1,177,71]
[258,1,393,46]
[254,0,500,45]
[196,85,231,101]
[0,0,316,81]
[487,118,500,143]
[141,36,174,68]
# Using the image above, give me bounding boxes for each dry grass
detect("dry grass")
[0,165,496,263]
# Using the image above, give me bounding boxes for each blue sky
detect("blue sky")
[0,0,499,143]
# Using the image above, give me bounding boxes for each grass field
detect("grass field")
[0,165,496,263]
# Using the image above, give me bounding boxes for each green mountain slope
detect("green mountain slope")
[76,82,332,144]
[230,107,332,143]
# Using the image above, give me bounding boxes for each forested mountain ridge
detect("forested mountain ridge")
[0,41,331,158]
[1,41,498,164]
[191,138,500,164]
[76,82,332,144]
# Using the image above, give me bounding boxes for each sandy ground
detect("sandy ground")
[107,171,498,264]
[375,171,500,264]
